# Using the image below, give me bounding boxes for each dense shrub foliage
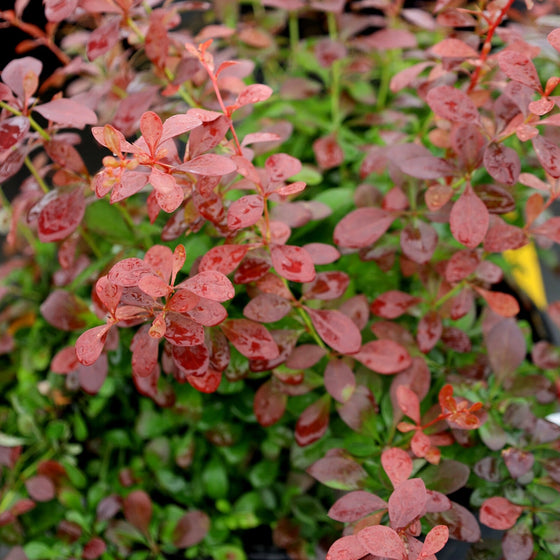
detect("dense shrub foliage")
[1,0,560,559]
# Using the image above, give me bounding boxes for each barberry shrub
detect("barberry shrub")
[1,0,560,559]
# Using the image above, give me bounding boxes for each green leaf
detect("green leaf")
[202,455,229,499]
[0,432,28,446]
[84,199,134,244]
[248,460,279,488]
[24,542,55,560]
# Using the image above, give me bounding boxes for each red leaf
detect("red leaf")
[388,478,427,529]
[502,523,534,560]
[303,271,349,301]
[108,258,152,287]
[243,293,291,323]
[44,0,78,22]
[173,510,210,548]
[172,344,210,379]
[188,116,230,158]
[295,395,330,446]
[324,359,356,403]
[188,298,227,327]
[168,289,199,313]
[1,56,42,100]
[221,319,279,360]
[79,353,108,395]
[313,135,344,170]
[400,222,438,264]
[441,327,471,353]
[400,156,456,179]
[25,475,55,502]
[227,194,264,230]
[396,385,420,424]
[354,340,411,374]
[485,318,526,380]
[75,324,111,366]
[82,537,106,560]
[235,84,273,108]
[270,244,315,283]
[417,311,442,353]
[0,116,29,152]
[371,290,420,319]
[420,525,449,558]
[199,244,248,275]
[483,143,520,186]
[426,85,479,124]
[426,501,481,543]
[123,490,152,535]
[164,313,205,346]
[503,448,534,479]
[178,154,237,176]
[338,385,377,432]
[34,98,97,128]
[480,497,523,530]
[326,535,368,560]
[285,344,326,369]
[254,380,287,426]
[131,326,160,377]
[381,448,413,487]
[265,153,302,183]
[307,454,368,490]
[187,367,222,393]
[40,289,88,331]
[334,207,394,249]
[38,190,85,243]
[474,287,520,318]
[178,270,234,302]
[357,525,407,560]
[450,184,489,248]
[498,51,542,92]
[328,490,387,522]
[548,28,560,52]
[305,307,362,355]
[451,123,486,171]
[87,17,121,61]
[531,135,560,178]
[484,219,528,252]
[390,61,432,93]
[431,38,478,58]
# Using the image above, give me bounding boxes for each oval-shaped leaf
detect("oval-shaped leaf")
[221,319,279,360]
[178,270,234,302]
[38,190,85,243]
[254,380,287,427]
[450,184,489,248]
[227,194,264,230]
[295,396,330,447]
[34,98,97,128]
[173,510,210,548]
[354,340,411,374]
[388,478,427,530]
[270,244,316,283]
[426,85,479,124]
[480,497,523,530]
[305,307,362,355]
[123,490,152,535]
[328,490,387,522]
[381,448,413,488]
[483,143,520,186]
[357,525,407,560]
[334,207,394,249]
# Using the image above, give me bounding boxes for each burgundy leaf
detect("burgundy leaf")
[78,353,108,395]
[306,454,368,490]
[431,38,478,58]
[235,84,273,108]
[483,143,520,186]
[265,153,302,183]
[449,184,489,248]
[172,344,210,379]
[498,51,542,92]
[108,258,152,287]
[0,116,29,152]
[313,135,344,169]
[199,244,248,275]
[400,222,438,264]
[123,490,152,535]
[328,490,387,522]
[357,525,407,560]
[75,324,111,366]
[38,190,86,243]
[371,290,420,319]
[417,311,442,353]
[270,244,316,283]
[400,156,456,179]
[390,61,432,93]
[221,319,279,360]
[40,290,88,331]
[422,460,471,495]
[388,478,427,529]
[334,207,394,249]
[243,293,291,323]
[227,194,264,230]
[502,523,534,560]
[96,495,121,522]
[187,367,222,393]
[164,313,205,346]
[82,537,106,560]
[480,497,523,530]
[451,123,486,171]
[295,395,330,447]
[426,85,479,123]
[484,219,528,252]
[285,344,326,369]
[396,385,420,424]
[254,380,287,426]
[303,271,349,301]
[485,318,526,381]
[178,270,234,302]
[131,326,160,377]
[531,135,560,178]
[354,340,411,374]
[25,475,55,502]
[173,510,210,548]
[305,307,362,355]
[35,99,97,128]
[178,154,236,176]
[87,17,120,61]
[503,448,534,479]
[1,56,42,100]
[381,447,413,488]
[324,359,356,403]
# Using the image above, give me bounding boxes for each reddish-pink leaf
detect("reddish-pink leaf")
[417,311,442,353]
[302,243,340,265]
[388,478,427,530]
[131,326,160,377]
[328,490,387,523]
[480,497,523,530]
[381,448,413,488]
[396,385,420,424]
[38,190,85,243]
[390,61,432,93]
[334,207,394,249]
[450,184,489,248]
[265,153,302,183]
[498,51,542,92]
[420,525,449,558]
[357,525,407,560]
[303,271,349,301]
[187,367,222,393]
[305,307,362,355]
[174,510,210,548]
[326,535,368,560]
[2,56,42,100]
[483,143,520,186]
[295,395,330,447]
[270,244,315,283]
[199,244,248,275]
[44,0,78,21]
[123,490,152,535]
[82,537,106,560]
[172,343,210,379]
[254,380,287,426]
[242,131,281,146]
[75,324,111,366]
[484,219,528,252]
[221,319,279,360]
[354,340,411,374]
[485,318,526,380]
[431,38,478,58]
[108,258,152,287]
[235,84,273,108]
[363,28,417,50]
[426,501,481,543]
[40,289,88,331]
[324,359,356,403]
[78,353,108,395]
[503,448,534,479]
[25,475,55,502]
[178,270,234,302]
[548,28,560,52]
[502,523,534,560]
[400,156,456,179]
[441,327,471,353]
[87,17,120,60]
[227,194,264,230]
[531,135,560,178]
[426,85,479,124]
[0,116,29,152]
[337,385,377,432]
[313,135,344,169]
[164,313,205,346]
[425,183,453,211]
[306,454,368,490]
[371,290,420,319]
[532,340,560,369]
[188,116,230,158]
[474,287,520,318]
[178,154,237,176]
[35,98,97,128]
[138,274,170,298]
[243,293,291,323]
[400,222,438,264]
[285,344,326,370]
